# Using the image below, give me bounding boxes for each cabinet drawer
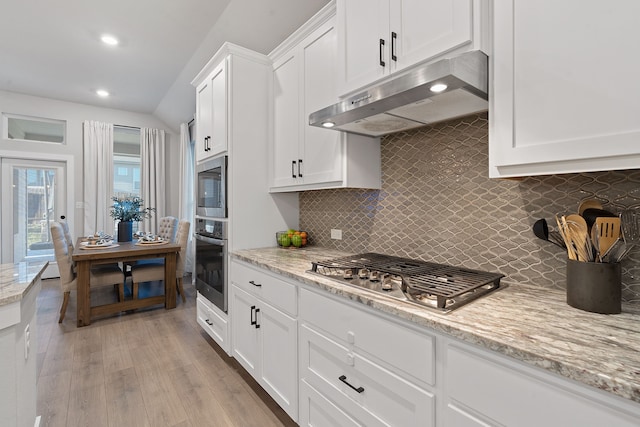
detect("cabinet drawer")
[231,260,297,316]
[196,295,228,353]
[299,379,361,427]
[300,324,435,427]
[447,343,640,427]
[300,288,434,387]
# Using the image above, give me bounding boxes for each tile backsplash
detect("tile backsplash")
[300,112,640,304]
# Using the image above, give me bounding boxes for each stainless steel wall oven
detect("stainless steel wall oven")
[194,218,227,312]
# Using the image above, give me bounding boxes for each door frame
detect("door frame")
[0,150,75,265]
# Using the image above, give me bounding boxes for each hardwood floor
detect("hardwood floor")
[36,277,297,427]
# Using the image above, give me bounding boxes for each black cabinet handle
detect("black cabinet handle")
[338,375,364,393]
[249,280,262,287]
[255,308,260,329]
[391,32,397,61]
[205,136,211,151]
[250,305,256,325]
[379,39,386,67]
[205,318,213,326]
[292,160,297,178]
[298,159,303,177]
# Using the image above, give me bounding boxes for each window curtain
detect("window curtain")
[83,120,114,235]
[140,127,166,232]
[179,122,195,273]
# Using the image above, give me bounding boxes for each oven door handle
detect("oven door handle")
[194,233,226,246]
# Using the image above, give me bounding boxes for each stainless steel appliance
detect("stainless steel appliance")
[309,50,488,137]
[195,218,227,312]
[196,155,227,218]
[309,252,504,312]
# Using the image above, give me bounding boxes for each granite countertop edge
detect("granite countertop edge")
[231,247,640,406]
[0,261,49,307]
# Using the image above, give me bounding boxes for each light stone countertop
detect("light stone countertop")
[231,246,640,405]
[0,261,48,307]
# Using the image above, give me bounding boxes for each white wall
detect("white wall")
[0,90,181,240]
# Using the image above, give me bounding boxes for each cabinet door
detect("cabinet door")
[272,51,301,188]
[389,0,473,73]
[230,285,259,376]
[490,0,640,177]
[209,61,228,156]
[337,0,389,95]
[301,17,343,186]
[195,80,212,163]
[258,302,298,420]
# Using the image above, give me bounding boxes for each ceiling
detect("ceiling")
[0,0,330,130]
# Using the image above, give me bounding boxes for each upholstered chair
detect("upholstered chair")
[50,222,126,323]
[130,220,191,302]
[157,216,178,242]
[59,218,74,251]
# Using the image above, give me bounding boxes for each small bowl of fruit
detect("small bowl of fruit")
[276,229,308,248]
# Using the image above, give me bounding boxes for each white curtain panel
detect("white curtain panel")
[83,120,114,235]
[140,127,166,233]
[179,122,195,272]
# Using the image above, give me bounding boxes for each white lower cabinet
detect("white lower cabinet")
[227,262,640,426]
[230,261,298,421]
[196,292,230,355]
[444,340,640,427]
[299,288,436,427]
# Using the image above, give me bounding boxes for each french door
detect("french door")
[1,158,67,264]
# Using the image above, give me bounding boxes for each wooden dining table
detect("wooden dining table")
[71,238,181,327]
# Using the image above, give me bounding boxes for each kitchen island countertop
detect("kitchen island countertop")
[0,261,48,307]
[232,246,640,405]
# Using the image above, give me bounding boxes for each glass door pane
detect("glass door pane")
[1,158,66,263]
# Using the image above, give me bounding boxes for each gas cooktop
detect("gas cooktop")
[309,253,505,313]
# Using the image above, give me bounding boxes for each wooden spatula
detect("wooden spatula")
[595,216,621,256]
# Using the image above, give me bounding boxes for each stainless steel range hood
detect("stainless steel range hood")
[309,50,488,137]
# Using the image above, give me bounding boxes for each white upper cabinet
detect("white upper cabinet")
[194,60,228,162]
[490,0,640,178]
[337,0,482,96]
[270,3,381,192]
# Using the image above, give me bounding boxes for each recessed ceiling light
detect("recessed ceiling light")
[430,83,448,93]
[322,121,335,128]
[101,34,119,46]
[96,89,110,97]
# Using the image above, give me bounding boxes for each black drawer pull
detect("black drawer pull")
[250,305,257,325]
[292,160,297,178]
[298,159,303,177]
[254,308,260,328]
[338,375,364,393]
[205,318,213,326]
[249,280,262,287]
[379,39,386,67]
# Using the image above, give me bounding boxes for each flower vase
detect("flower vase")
[117,221,133,242]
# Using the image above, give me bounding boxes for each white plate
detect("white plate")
[81,240,114,248]
[136,238,168,245]
[80,243,119,250]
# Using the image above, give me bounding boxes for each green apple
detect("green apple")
[279,235,291,247]
[291,234,302,247]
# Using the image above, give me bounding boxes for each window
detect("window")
[3,113,66,144]
[113,126,141,197]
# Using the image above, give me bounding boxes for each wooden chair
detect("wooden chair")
[130,220,191,302]
[50,222,125,323]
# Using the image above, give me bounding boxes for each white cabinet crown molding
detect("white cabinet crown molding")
[268,0,337,61]
[191,42,270,87]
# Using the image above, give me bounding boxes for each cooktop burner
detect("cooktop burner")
[309,253,505,312]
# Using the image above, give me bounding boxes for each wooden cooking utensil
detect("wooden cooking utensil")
[594,216,621,256]
[566,214,592,262]
[578,199,603,216]
[556,215,577,261]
